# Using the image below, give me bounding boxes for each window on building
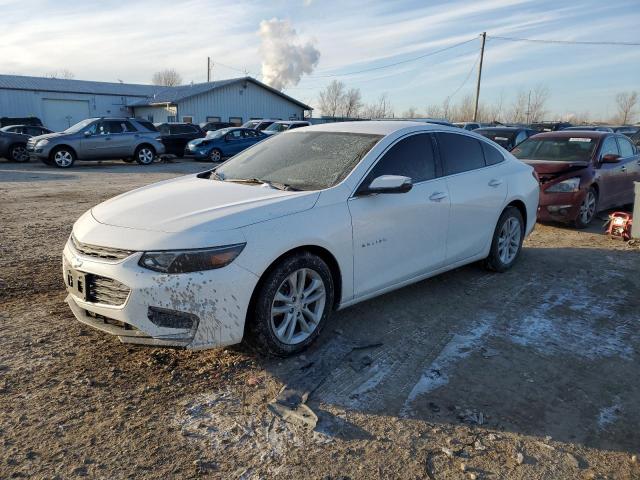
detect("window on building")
[206,116,221,122]
[229,117,243,126]
[182,116,193,124]
[167,115,177,122]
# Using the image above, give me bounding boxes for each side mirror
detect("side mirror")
[601,153,621,163]
[358,175,413,196]
[84,131,92,137]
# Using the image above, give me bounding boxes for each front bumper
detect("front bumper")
[536,189,585,223]
[62,238,258,349]
[183,146,209,159]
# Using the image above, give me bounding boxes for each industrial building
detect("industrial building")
[0,74,312,132]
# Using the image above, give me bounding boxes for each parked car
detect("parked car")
[242,119,279,130]
[611,126,639,137]
[631,130,640,148]
[27,117,165,168]
[200,121,234,133]
[184,127,267,162]
[511,131,640,228]
[562,125,614,132]
[0,116,43,128]
[155,122,205,156]
[453,122,481,131]
[530,121,572,132]
[63,121,538,355]
[262,121,311,135]
[0,125,54,162]
[474,126,537,150]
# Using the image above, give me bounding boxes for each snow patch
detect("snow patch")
[597,397,621,430]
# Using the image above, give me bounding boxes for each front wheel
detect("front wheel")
[50,147,76,168]
[574,187,597,229]
[484,206,524,272]
[135,145,155,165]
[9,144,29,162]
[209,148,223,162]
[247,252,334,356]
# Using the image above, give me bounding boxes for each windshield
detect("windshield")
[512,137,596,162]
[265,123,289,132]
[205,128,231,139]
[476,129,516,148]
[215,131,382,190]
[63,118,96,134]
[241,121,259,128]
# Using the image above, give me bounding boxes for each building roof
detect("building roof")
[0,74,312,110]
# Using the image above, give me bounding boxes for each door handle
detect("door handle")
[488,179,503,187]
[429,192,448,202]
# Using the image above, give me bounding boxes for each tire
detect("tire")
[209,148,223,162]
[134,145,155,165]
[484,206,524,272]
[247,252,334,356]
[9,144,29,163]
[574,187,598,229]
[50,147,76,168]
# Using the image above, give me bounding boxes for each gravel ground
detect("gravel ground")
[1,159,639,480]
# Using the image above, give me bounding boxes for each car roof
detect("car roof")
[475,126,526,132]
[530,131,609,139]
[301,120,454,135]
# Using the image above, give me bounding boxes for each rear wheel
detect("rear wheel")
[575,187,597,229]
[9,144,29,162]
[484,206,524,272]
[50,147,76,168]
[135,145,155,165]
[247,252,334,356]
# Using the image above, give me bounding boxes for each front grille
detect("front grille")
[71,235,134,261]
[87,275,131,306]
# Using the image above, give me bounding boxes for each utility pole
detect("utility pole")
[207,57,211,82]
[473,32,486,122]
[526,90,531,124]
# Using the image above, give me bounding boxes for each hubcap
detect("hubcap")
[579,190,596,224]
[210,150,221,162]
[139,148,153,163]
[54,150,73,167]
[497,217,521,265]
[270,268,326,345]
[12,146,28,162]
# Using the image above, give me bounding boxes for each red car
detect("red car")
[511,131,640,228]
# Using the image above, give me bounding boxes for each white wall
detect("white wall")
[132,105,177,123]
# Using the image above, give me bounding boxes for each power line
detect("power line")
[307,37,478,78]
[489,35,640,46]
[446,51,480,102]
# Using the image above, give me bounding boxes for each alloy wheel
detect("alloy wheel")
[579,190,596,225]
[138,148,154,164]
[11,145,28,162]
[270,268,326,345]
[54,150,73,167]
[497,217,521,265]
[210,150,221,162]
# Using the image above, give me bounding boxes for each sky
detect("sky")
[0,0,639,119]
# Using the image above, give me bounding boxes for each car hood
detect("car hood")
[91,174,319,233]
[520,159,590,175]
[31,132,65,141]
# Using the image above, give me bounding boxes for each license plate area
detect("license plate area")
[66,268,88,301]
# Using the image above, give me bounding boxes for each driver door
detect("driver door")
[596,136,623,209]
[348,133,449,298]
[225,129,246,155]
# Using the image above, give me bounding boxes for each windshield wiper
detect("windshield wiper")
[225,178,300,191]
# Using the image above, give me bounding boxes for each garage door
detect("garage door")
[42,99,91,132]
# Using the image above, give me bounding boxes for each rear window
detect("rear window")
[512,137,596,162]
[437,132,485,175]
[475,129,516,148]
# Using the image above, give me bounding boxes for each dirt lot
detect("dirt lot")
[1,159,639,480]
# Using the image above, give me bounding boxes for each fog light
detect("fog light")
[547,205,573,214]
[147,307,199,330]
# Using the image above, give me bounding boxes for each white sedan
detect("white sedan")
[63,121,539,356]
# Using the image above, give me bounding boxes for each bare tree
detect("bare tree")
[318,80,345,117]
[363,93,394,119]
[46,69,75,80]
[402,106,422,118]
[152,68,183,87]
[528,84,550,122]
[508,90,528,123]
[425,103,443,118]
[341,88,363,118]
[615,91,638,124]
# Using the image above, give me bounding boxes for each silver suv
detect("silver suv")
[27,117,165,168]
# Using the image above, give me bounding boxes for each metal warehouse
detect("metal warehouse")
[0,74,312,132]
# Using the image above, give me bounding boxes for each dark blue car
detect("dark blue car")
[184,127,267,162]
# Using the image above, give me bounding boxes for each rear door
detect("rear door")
[349,133,449,297]
[616,135,640,203]
[435,132,508,264]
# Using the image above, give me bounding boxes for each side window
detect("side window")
[168,125,181,135]
[158,124,170,135]
[515,131,527,145]
[437,132,485,175]
[243,130,257,138]
[363,133,436,185]
[481,142,505,166]
[600,137,619,159]
[122,121,137,132]
[99,121,124,135]
[617,137,635,158]
[227,130,243,140]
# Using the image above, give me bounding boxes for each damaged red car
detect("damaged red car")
[511,131,640,228]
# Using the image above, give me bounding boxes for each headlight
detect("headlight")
[546,177,580,193]
[138,243,245,273]
[35,139,49,147]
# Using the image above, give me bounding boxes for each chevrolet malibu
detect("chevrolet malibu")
[63,122,538,356]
